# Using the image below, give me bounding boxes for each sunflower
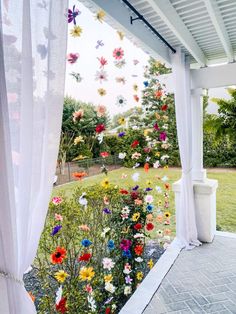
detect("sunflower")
[118,117,126,125]
[115,95,127,107]
[164,211,171,219]
[51,247,67,264]
[98,88,106,96]
[95,9,106,22]
[70,25,83,37]
[54,270,69,283]
[148,259,154,269]
[132,212,140,222]
[101,178,110,189]
[136,271,143,281]
[104,274,113,282]
[79,267,95,281]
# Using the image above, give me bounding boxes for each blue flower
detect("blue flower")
[118,132,125,137]
[81,239,92,247]
[146,204,154,212]
[122,250,132,258]
[143,81,149,87]
[103,207,112,214]
[132,185,139,191]
[51,225,62,236]
[145,187,153,191]
[107,240,115,250]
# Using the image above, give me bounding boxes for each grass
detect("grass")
[53,167,236,233]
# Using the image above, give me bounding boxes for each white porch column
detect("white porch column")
[191,88,206,181]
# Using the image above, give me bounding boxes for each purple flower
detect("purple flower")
[132,185,139,191]
[120,239,132,251]
[103,207,112,214]
[125,275,133,284]
[118,132,125,137]
[51,225,62,236]
[159,131,167,141]
[68,5,80,25]
[145,187,153,191]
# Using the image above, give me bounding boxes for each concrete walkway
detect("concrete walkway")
[143,235,236,314]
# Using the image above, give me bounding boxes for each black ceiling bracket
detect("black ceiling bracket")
[130,15,143,24]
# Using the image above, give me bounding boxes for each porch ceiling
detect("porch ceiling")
[80,0,236,67]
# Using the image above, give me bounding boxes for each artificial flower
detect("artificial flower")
[133,95,139,102]
[28,292,35,302]
[165,219,170,225]
[70,72,83,82]
[136,271,143,281]
[113,47,124,60]
[146,214,153,221]
[105,308,111,314]
[144,163,149,172]
[118,117,126,125]
[165,183,170,190]
[118,131,125,137]
[131,152,141,160]
[156,215,163,223]
[105,282,116,293]
[123,263,132,274]
[79,193,88,207]
[74,136,84,145]
[55,213,63,221]
[132,185,139,191]
[102,258,115,271]
[103,196,109,205]
[85,284,93,294]
[124,286,132,295]
[146,204,153,212]
[159,131,167,141]
[81,239,92,247]
[79,267,95,281]
[51,225,62,236]
[164,165,169,170]
[148,259,154,269]
[122,250,132,258]
[51,247,67,264]
[164,229,171,236]
[97,56,108,68]
[103,207,112,214]
[134,245,143,256]
[118,152,126,159]
[155,90,163,98]
[95,70,108,83]
[145,195,153,203]
[131,191,138,199]
[114,59,126,68]
[104,274,113,282]
[155,186,162,193]
[120,189,129,194]
[73,171,87,180]
[116,95,127,107]
[132,212,140,221]
[161,104,168,111]
[134,223,142,230]
[101,178,110,189]
[96,124,105,133]
[87,295,96,311]
[133,84,138,91]
[95,9,106,22]
[131,140,139,148]
[164,212,171,219]
[72,109,83,122]
[56,297,67,313]
[54,270,69,283]
[120,239,132,251]
[96,105,106,118]
[97,88,106,96]
[153,160,160,168]
[78,253,92,262]
[101,227,111,238]
[132,172,140,182]
[157,230,163,237]
[135,199,142,205]
[70,25,82,37]
[125,275,133,284]
[121,206,130,214]
[79,224,90,231]
[135,257,143,262]
[52,197,62,205]
[115,76,126,84]
[100,151,109,158]
[146,223,155,231]
[68,5,80,25]
[67,53,79,64]
[117,30,125,40]
[121,173,127,179]
[107,240,115,250]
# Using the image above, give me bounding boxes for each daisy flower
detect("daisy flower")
[95,70,108,83]
[115,95,127,107]
[70,25,82,37]
[113,47,124,60]
[79,267,95,281]
[97,88,106,96]
[95,9,106,22]
[54,270,69,283]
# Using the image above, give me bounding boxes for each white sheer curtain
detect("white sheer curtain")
[171,49,201,249]
[0,1,68,313]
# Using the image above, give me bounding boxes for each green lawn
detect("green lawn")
[53,167,236,233]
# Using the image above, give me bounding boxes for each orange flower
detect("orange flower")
[144,163,149,173]
[156,214,163,223]
[164,229,171,236]
[79,224,90,231]
[134,245,143,256]
[164,183,170,190]
[51,247,67,264]
[72,172,87,180]
[155,90,163,98]
[134,199,143,205]
[146,214,153,221]
[28,292,35,302]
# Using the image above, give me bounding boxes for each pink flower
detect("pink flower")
[72,110,84,122]
[100,151,109,158]
[113,47,124,60]
[98,56,108,68]
[55,213,63,221]
[96,105,106,117]
[159,131,167,141]
[52,197,62,205]
[85,284,93,294]
[145,195,153,204]
[67,53,79,64]
[120,239,132,251]
[153,123,159,131]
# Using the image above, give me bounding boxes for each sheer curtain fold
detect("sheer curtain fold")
[0,1,68,313]
[171,49,201,249]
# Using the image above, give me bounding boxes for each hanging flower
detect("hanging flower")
[134,245,143,256]
[70,25,82,37]
[54,270,69,283]
[72,109,83,122]
[96,105,107,117]
[115,95,127,107]
[95,9,106,22]
[51,225,62,236]
[78,253,92,262]
[133,95,139,102]
[52,197,62,205]
[67,53,79,64]
[102,258,115,270]
[115,76,126,84]
[113,47,124,60]
[95,70,108,83]
[97,88,106,96]
[81,239,92,247]
[101,178,110,189]
[96,124,106,133]
[79,267,95,281]
[100,151,109,158]
[146,223,155,231]
[118,117,126,125]
[56,297,67,313]
[98,56,108,68]
[68,5,80,25]
[51,247,67,264]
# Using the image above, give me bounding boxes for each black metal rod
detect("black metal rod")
[121,0,176,53]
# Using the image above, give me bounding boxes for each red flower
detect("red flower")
[134,223,142,230]
[78,253,92,262]
[153,122,159,131]
[161,104,168,111]
[51,247,67,264]
[155,90,163,98]
[144,163,149,173]
[131,191,138,199]
[146,223,155,231]
[96,124,105,133]
[131,140,139,148]
[134,245,143,256]
[120,189,129,195]
[105,308,111,314]
[56,297,67,313]
[100,151,109,158]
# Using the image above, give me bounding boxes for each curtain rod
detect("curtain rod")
[121,0,176,54]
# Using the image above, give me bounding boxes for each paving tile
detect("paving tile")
[224,300,236,314]
[185,299,203,313]
[202,302,226,313]
[166,302,189,311]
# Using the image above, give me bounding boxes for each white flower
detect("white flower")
[123,263,132,274]
[55,286,63,305]
[132,163,140,169]
[121,206,130,214]
[116,95,127,107]
[135,257,143,263]
[145,195,154,204]
[87,296,97,312]
[105,282,116,293]
[161,155,169,161]
[132,172,140,182]
[155,186,162,193]
[161,175,169,182]
[132,125,138,130]
[101,227,110,238]
[131,152,141,160]
[112,304,117,310]
[102,258,115,271]
[134,233,145,239]
[79,193,88,207]
[124,286,132,295]
[95,70,108,83]
[146,156,151,162]
[97,133,104,144]
[153,160,160,168]
[163,124,168,130]
[119,152,126,159]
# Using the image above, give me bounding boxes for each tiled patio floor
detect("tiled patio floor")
[143,235,236,314]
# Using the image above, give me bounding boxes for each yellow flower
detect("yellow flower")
[164,165,169,170]
[147,259,154,269]
[101,178,110,189]
[74,136,84,145]
[54,270,69,283]
[70,25,83,37]
[155,113,161,120]
[79,267,95,281]
[117,31,125,40]
[104,274,113,282]
[136,271,143,281]
[133,84,138,92]
[95,9,106,22]
[118,117,126,125]
[98,88,106,96]
[146,180,152,186]
[158,200,162,207]
[163,115,169,122]
[144,129,152,136]
[132,212,140,222]
[164,211,171,219]
[155,152,160,157]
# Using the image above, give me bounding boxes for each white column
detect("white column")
[191,88,206,181]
